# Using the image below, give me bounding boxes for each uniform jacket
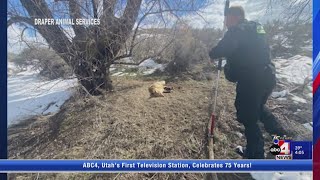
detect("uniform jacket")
[209,19,272,82]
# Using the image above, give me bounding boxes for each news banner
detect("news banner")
[0,135,313,172]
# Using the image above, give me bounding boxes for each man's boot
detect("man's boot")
[243,123,265,159]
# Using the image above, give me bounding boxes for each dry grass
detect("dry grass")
[8,74,311,180]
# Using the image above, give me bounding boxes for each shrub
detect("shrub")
[264,20,312,58]
[164,24,211,75]
[12,47,72,79]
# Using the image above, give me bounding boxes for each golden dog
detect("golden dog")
[148,81,166,97]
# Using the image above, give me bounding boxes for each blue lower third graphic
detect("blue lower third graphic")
[0,160,312,172]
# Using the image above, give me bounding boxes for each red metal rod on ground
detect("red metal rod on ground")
[210,59,222,137]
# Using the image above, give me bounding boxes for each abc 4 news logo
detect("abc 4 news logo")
[269,139,292,160]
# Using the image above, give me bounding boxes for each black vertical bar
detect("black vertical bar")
[0,0,8,179]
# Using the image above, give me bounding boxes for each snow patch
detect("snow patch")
[293,108,302,115]
[8,66,77,126]
[271,90,288,98]
[111,58,166,76]
[112,72,124,76]
[142,69,157,75]
[8,62,16,69]
[303,122,313,132]
[277,97,287,101]
[274,55,312,85]
[138,58,166,75]
[291,94,307,104]
[139,58,165,69]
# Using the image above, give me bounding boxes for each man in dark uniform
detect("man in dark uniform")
[209,6,285,159]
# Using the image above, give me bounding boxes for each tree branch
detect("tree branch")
[103,0,117,17]
[99,0,118,28]
[126,1,157,58]
[20,26,34,49]
[112,34,175,65]
[121,0,143,30]
[112,54,132,62]
[19,0,73,64]
[91,0,98,18]
[69,0,86,37]
[7,16,34,28]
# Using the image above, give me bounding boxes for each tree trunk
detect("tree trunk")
[75,57,113,96]
[11,0,143,96]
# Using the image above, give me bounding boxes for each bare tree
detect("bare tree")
[267,0,312,22]
[8,0,208,95]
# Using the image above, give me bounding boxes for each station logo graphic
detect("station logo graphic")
[269,135,292,160]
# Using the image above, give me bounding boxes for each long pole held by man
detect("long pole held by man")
[206,1,229,180]
[209,3,286,159]
[212,0,229,116]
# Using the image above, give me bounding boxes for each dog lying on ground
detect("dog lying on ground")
[148,81,174,97]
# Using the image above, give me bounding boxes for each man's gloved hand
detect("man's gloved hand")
[217,59,223,70]
[210,58,225,70]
